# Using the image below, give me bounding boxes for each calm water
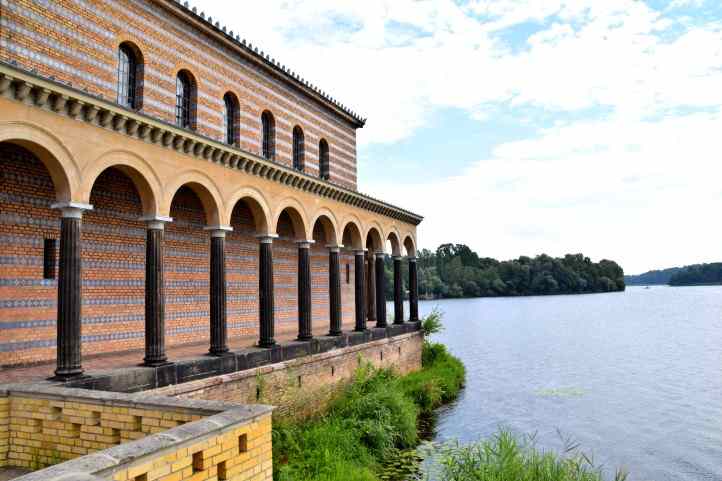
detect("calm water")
[413,286,722,481]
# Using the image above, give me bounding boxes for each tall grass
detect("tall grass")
[272,333,466,481]
[435,430,628,481]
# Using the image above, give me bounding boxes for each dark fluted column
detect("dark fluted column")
[366,251,376,325]
[297,241,313,341]
[354,250,366,331]
[375,252,387,328]
[207,227,231,356]
[143,218,169,366]
[409,256,419,322]
[393,256,404,324]
[328,246,342,336]
[53,203,91,379]
[258,235,276,347]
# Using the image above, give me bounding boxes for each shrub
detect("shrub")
[421,307,444,336]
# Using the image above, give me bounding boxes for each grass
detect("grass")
[272,315,466,481]
[434,430,629,481]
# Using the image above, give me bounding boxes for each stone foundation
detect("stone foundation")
[151,330,424,420]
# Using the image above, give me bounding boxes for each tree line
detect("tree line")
[668,263,722,286]
[383,243,625,300]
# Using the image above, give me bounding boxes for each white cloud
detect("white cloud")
[191,0,722,272]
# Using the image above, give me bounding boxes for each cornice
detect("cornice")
[0,62,423,226]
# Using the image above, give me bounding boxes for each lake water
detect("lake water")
[412,286,722,481]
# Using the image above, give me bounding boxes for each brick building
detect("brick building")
[0,0,422,377]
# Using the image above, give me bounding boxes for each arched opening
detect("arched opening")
[117,42,143,110]
[274,207,307,339]
[165,185,210,348]
[0,142,62,366]
[261,111,275,160]
[341,221,364,328]
[175,70,196,130]
[223,92,239,146]
[365,227,384,325]
[292,126,304,172]
[319,139,330,181]
[227,197,269,345]
[403,235,417,258]
[83,167,147,355]
[386,231,402,257]
[310,216,338,334]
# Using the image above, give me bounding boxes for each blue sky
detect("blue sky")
[195,0,722,274]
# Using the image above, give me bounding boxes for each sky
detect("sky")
[191,0,722,275]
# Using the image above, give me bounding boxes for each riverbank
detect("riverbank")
[271,314,465,480]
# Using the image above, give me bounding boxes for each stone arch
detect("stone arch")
[163,171,223,226]
[340,216,364,250]
[386,229,402,257]
[365,224,384,253]
[403,234,417,257]
[0,121,80,203]
[81,150,162,218]
[272,197,310,240]
[225,186,271,234]
[311,209,339,246]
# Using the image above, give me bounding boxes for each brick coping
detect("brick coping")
[4,385,272,481]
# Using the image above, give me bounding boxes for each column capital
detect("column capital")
[140,215,173,230]
[354,248,367,256]
[326,244,343,253]
[296,239,315,248]
[51,201,93,218]
[204,225,233,237]
[407,256,418,263]
[375,251,387,259]
[392,255,403,261]
[256,234,279,243]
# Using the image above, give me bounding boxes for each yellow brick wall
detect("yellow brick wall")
[0,395,9,466]
[108,414,272,481]
[5,397,202,470]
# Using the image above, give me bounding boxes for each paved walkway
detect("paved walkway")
[0,330,307,384]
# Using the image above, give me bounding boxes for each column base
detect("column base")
[208,348,231,357]
[297,334,313,342]
[142,358,172,368]
[258,340,276,348]
[393,319,405,325]
[328,330,343,337]
[51,368,85,381]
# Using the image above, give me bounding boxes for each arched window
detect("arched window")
[261,111,275,160]
[117,43,142,109]
[319,139,330,180]
[223,92,239,146]
[175,70,195,129]
[292,126,304,171]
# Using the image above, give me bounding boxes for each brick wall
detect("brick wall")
[0,386,273,481]
[165,186,211,348]
[151,331,424,421]
[83,168,146,355]
[0,144,61,366]
[0,0,358,189]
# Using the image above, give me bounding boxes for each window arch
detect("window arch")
[117,42,143,109]
[292,126,304,171]
[319,138,330,180]
[175,70,196,130]
[223,92,239,146]
[261,110,275,160]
